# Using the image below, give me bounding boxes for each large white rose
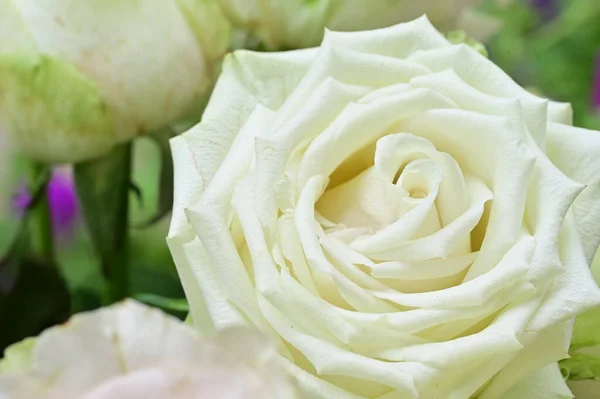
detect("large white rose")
[167,17,600,399]
[219,0,497,50]
[0,300,294,398]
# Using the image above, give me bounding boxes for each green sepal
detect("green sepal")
[0,53,115,163]
[447,31,489,58]
[561,353,600,381]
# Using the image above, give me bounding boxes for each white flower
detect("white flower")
[0,300,295,399]
[219,0,498,50]
[167,16,600,398]
[0,0,230,163]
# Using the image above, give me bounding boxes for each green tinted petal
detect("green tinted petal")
[0,338,36,373]
[0,53,116,163]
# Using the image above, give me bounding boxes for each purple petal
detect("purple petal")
[12,185,32,215]
[47,169,78,237]
[12,168,79,240]
[530,0,558,21]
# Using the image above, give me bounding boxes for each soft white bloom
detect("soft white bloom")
[0,0,230,163]
[0,300,294,399]
[219,0,498,50]
[167,16,600,398]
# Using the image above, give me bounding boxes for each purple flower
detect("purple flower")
[593,54,600,109]
[530,0,558,21]
[13,168,78,240]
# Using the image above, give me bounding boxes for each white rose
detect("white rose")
[0,0,230,163]
[0,300,294,398]
[219,0,498,50]
[167,16,600,399]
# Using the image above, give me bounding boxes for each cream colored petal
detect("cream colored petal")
[325,15,450,58]
[480,321,573,399]
[294,176,398,312]
[316,167,406,230]
[181,49,316,190]
[353,174,491,261]
[258,295,428,399]
[500,363,573,399]
[523,154,584,286]
[409,44,571,125]
[177,237,249,332]
[367,252,477,280]
[547,123,600,262]
[371,234,534,308]
[410,69,546,149]
[527,214,600,332]
[2,301,200,393]
[280,357,363,399]
[186,198,266,328]
[297,88,457,190]
[166,137,211,332]
[375,133,469,226]
[253,78,371,240]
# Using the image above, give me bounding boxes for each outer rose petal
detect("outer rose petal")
[168,49,316,329]
[547,123,600,262]
[501,363,573,399]
[0,301,295,399]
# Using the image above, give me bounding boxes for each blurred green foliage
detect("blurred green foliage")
[0,138,185,351]
[481,0,600,129]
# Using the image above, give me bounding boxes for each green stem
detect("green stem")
[108,151,130,303]
[74,142,132,303]
[27,163,55,265]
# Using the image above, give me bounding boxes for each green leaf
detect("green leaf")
[134,293,188,319]
[561,352,600,381]
[0,166,51,295]
[0,259,69,353]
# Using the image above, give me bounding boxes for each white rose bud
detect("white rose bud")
[167,17,600,399]
[0,0,230,163]
[219,0,498,50]
[0,300,295,398]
